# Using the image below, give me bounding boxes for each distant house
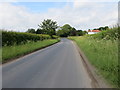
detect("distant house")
[88,30,101,34]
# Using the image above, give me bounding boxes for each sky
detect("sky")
[0,0,119,32]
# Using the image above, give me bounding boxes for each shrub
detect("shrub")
[2,31,56,46]
[88,27,119,40]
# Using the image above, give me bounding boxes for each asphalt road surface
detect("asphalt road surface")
[2,38,94,88]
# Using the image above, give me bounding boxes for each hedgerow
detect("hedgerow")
[68,26,119,87]
[2,31,58,46]
[87,27,119,40]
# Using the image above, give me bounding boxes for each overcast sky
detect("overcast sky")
[0,0,119,32]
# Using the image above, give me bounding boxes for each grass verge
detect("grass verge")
[68,36,118,88]
[2,39,60,63]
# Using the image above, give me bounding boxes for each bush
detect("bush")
[88,27,119,40]
[68,36,118,87]
[2,31,53,46]
[68,27,119,87]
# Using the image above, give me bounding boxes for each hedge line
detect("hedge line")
[87,27,119,40]
[2,31,58,46]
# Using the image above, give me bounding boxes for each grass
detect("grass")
[68,36,118,88]
[2,39,60,63]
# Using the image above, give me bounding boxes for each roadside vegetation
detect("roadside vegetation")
[1,18,119,87]
[2,31,52,46]
[68,27,119,88]
[2,19,59,63]
[2,39,59,63]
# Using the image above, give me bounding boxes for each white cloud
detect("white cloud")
[0,2,118,32]
[0,0,119,2]
[0,3,44,31]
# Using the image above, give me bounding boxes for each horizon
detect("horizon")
[0,0,118,32]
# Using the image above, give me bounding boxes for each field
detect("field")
[68,28,119,87]
[2,39,59,63]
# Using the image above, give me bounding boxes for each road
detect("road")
[2,38,95,88]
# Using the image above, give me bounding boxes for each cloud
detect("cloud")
[0,3,44,31]
[0,2,118,32]
[0,0,119,2]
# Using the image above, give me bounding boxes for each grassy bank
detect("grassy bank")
[68,36,118,87]
[2,39,60,63]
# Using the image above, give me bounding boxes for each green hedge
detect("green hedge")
[87,27,119,40]
[2,31,53,46]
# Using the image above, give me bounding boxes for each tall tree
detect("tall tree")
[61,24,72,36]
[57,24,77,37]
[38,19,58,38]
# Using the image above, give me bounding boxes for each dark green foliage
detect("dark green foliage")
[36,29,44,34]
[56,24,87,37]
[26,28,36,33]
[76,30,87,36]
[69,27,77,36]
[94,26,109,31]
[2,31,52,46]
[56,29,68,37]
[61,24,72,36]
[83,31,88,35]
[57,24,77,37]
[88,27,119,40]
[38,19,58,37]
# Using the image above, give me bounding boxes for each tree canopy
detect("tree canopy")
[38,19,58,37]
[25,19,88,37]
[93,26,109,31]
[26,28,36,33]
[57,24,86,37]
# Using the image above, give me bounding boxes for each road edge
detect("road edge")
[72,40,111,88]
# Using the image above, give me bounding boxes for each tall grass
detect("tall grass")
[68,27,119,87]
[2,39,59,63]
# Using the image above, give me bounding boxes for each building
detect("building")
[88,30,101,34]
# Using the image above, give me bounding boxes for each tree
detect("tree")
[60,24,74,37]
[76,30,83,36]
[57,24,77,37]
[26,28,36,33]
[98,27,104,31]
[36,29,44,34]
[83,31,88,35]
[76,30,87,36]
[104,26,109,30]
[38,19,58,38]
[98,26,109,31]
[61,24,72,34]
[69,27,77,36]
[57,29,68,37]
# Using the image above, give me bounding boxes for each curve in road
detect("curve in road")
[3,38,95,88]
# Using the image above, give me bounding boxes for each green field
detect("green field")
[68,36,118,87]
[2,39,60,63]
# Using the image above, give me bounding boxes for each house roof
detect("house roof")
[92,30,100,32]
[88,30,100,32]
